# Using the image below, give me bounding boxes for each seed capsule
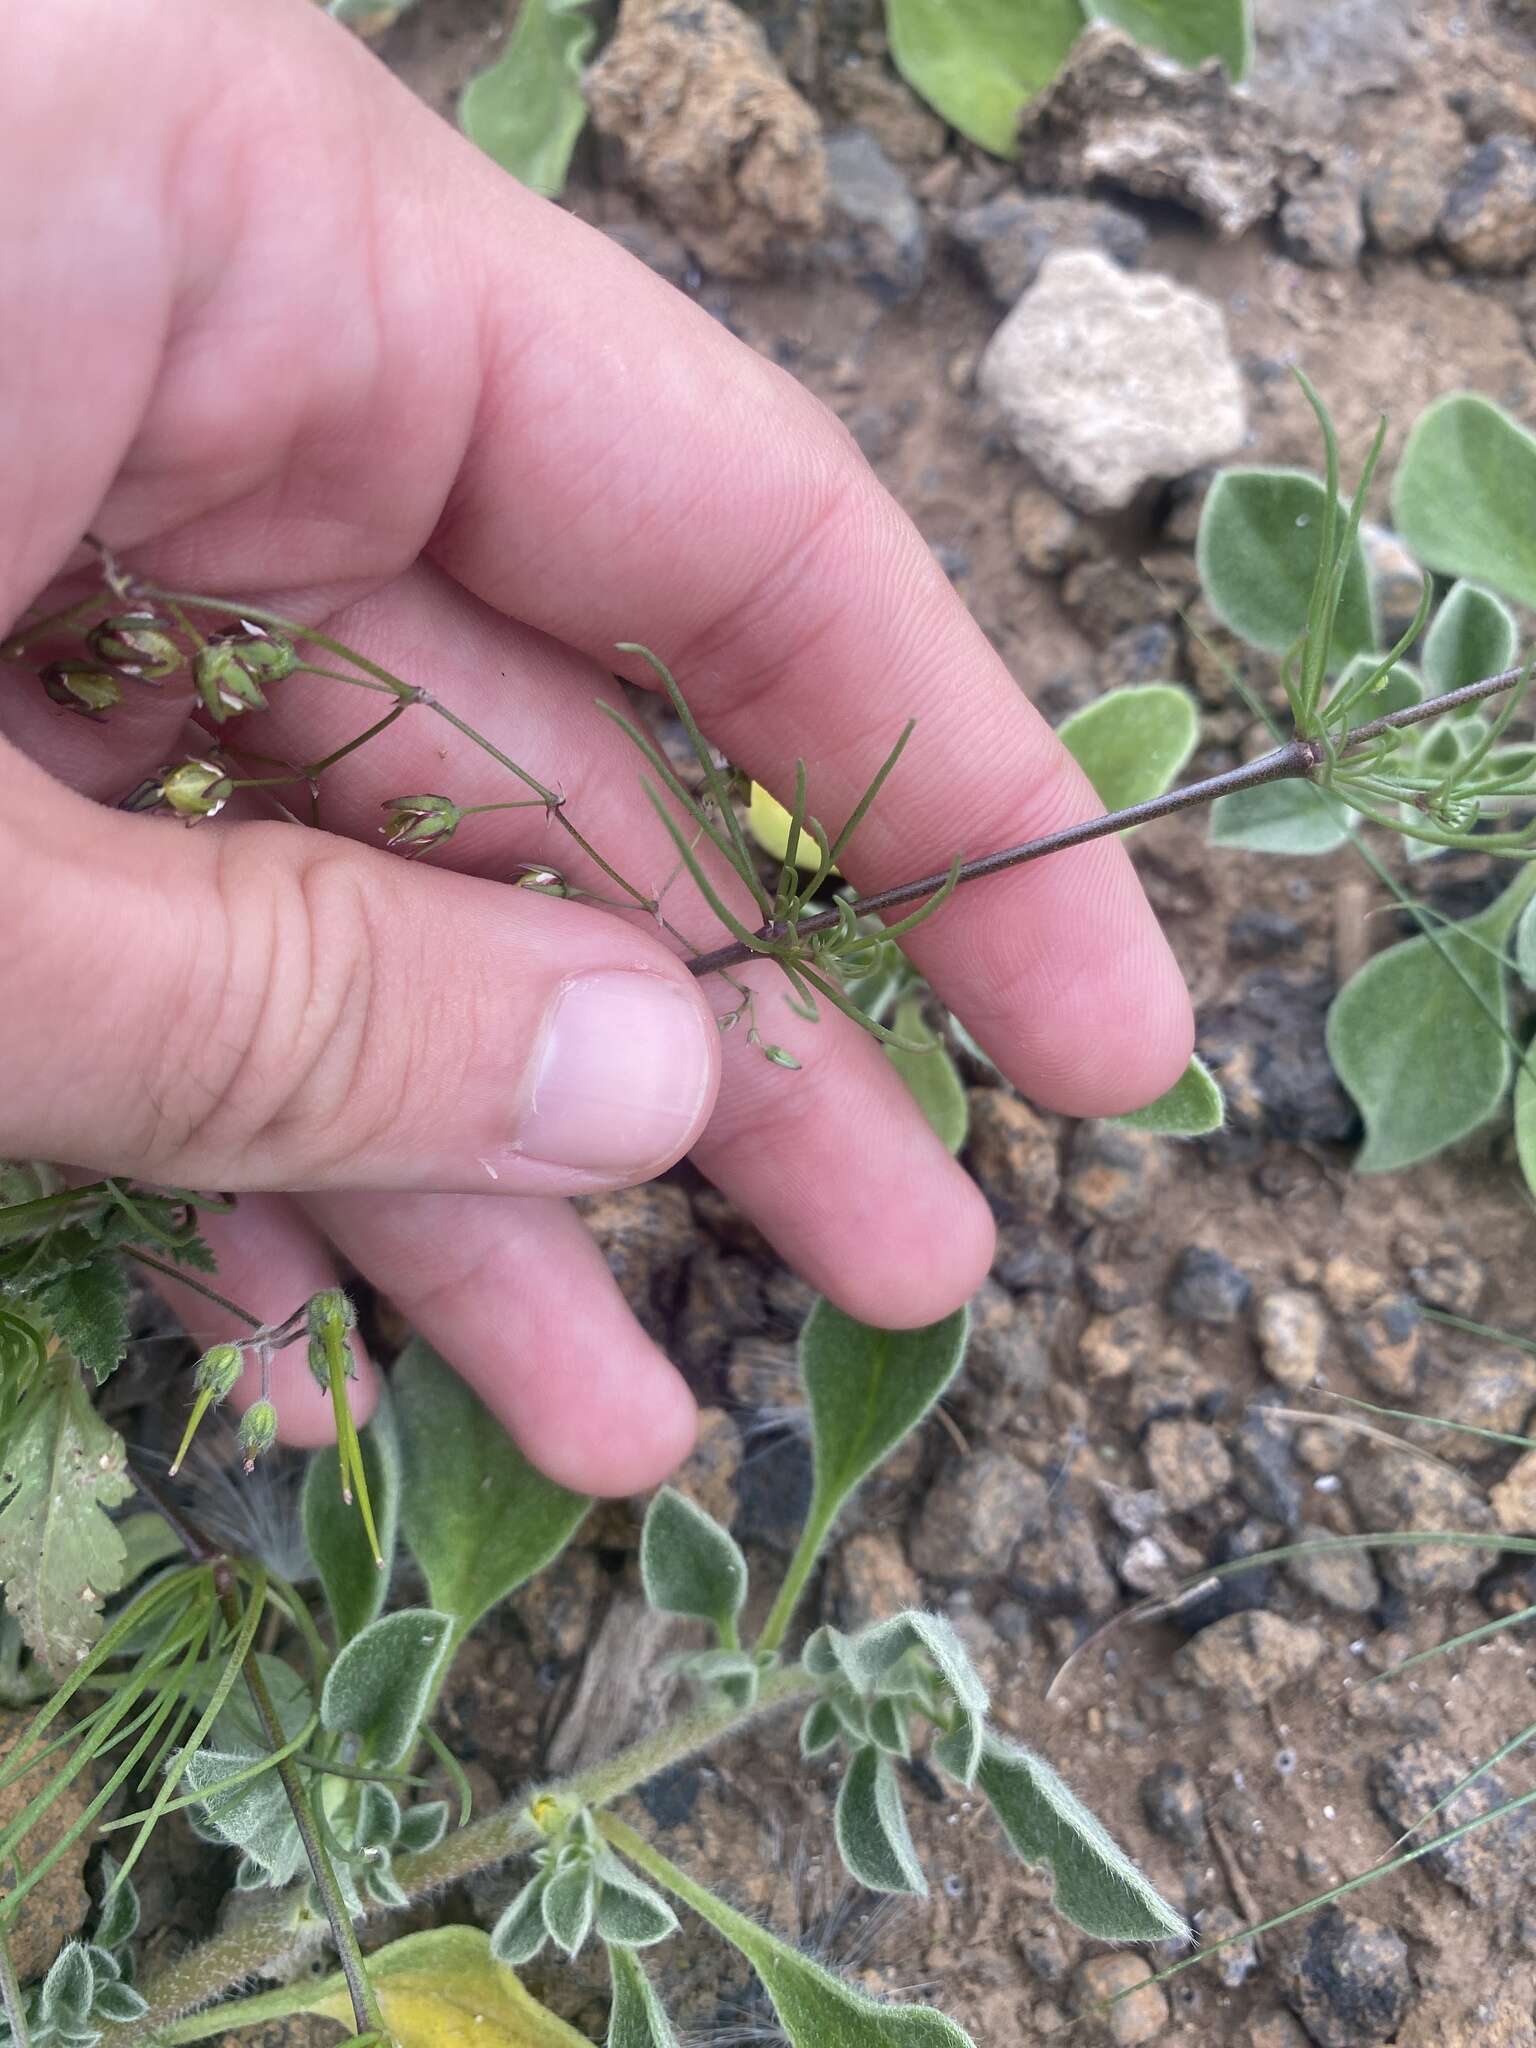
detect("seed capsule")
[381,793,460,853]
[238,1399,279,1471]
[39,662,124,718]
[88,612,183,681]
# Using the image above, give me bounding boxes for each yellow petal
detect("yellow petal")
[747,783,836,875]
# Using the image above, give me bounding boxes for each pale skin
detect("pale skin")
[0,0,1193,1495]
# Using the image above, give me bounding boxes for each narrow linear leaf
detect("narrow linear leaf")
[1110,1054,1225,1136]
[308,1925,590,2046]
[607,1943,680,2048]
[1516,1050,1536,1204]
[977,1737,1188,1941]
[884,999,969,1154]
[1088,0,1252,76]
[885,0,1085,158]
[1392,393,1536,611]
[303,1385,400,1643]
[835,1745,927,1896]
[320,1607,453,1770]
[1197,468,1377,668]
[1422,580,1520,699]
[640,1487,748,1642]
[460,0,597,200]
[395,1339,590,1646]
[1057,683,1200,816]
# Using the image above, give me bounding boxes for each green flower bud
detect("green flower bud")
[228,623,299,681]
[238,1399,279,1470]
[380,793,460,854]
[88,611,184,681]
[513,865,571,897]
[306,1287,357,1387]
[39,662,123,718]
[158,759,233,820]
[193,1342,244,1401]
[194,642,269,723]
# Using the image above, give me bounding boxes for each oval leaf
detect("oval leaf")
[491,1874,552,1969]
[594,1861,679,1949]
[308,1926,590,2047]
[460,0,597,200]
[886,0,1085,158]
[543,1861,597,1957]
[303,1386,400,1643]
[1057,683,1199,818]
[640,1487,748,1641]
[800,1698,843,1757]
[1110,1054,1224,1136]
[607,1942,680,2048]
[1209,778,1353,856]
[320,1607,453,1770]
[976,1737,1188,1941]
[1326,871,1536,1172]
[1088,0,1252,76]
[1422,580,1519,701]
[181,1749,305,1886]
[395,1340,590,1646]
[835,1745,927,1896]
[1392,393,1536,611]
[1197,468,1377,669]
[884,998,969,1153]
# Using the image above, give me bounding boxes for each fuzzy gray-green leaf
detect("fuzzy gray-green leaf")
[848,1612,988,1715]
[91,1980,149,2025]
[303,1386,400,1644]
[976,1737,1188,1941]
[395,1339,590,1646]
[1516,1050,1536,1204]
[594,1861,679,1949]
[1088,0,1251,75]
[1422,580,1519,701]
[1057,682,1200,816]
[40,1944,93,2034]
[182,1749,305,1886]
[543,1861,597,1957]
[460,0,597,199]
[640,1487,748,1641]
[397,1797,450,1855]
[1110,1054,1225,1136]
[1209,778,1352,856]
[489,1872,551,1968]
[884,999,968,1153]
[932,1709,985,1788]
[1326,869,1536,1172]
[800,1698,843,1757]
[606,1943,680,2048]
[885,0,1085,158]
[1197,468,1377,668]
[1392,393,1536,610]
[1517,898,1536,991]
[320,1607,453,1770]
[835,1745,927,1896]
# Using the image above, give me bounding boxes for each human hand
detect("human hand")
[0,0,1192,1494]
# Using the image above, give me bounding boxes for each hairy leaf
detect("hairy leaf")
[395,1340,590,1646]
[1057,683,1199,816]
[931,1709,985,1788]
[848,1611,988,1715]
[1422,580,1519,702]
[1110,1054,1225,1136]
[885,0,1085,157]
[1392,393,1536,610]
[0,1355,131,1667]
[398,1798,450,1855]
[801,1302,968,1552]
[1088,0,1251,75]
[183,1748,306,1886]
[460,0,598,200]
[884,999,968,1153]
[835,1745,926,1896]
[39,1944,92,2034]
[320,1607,453,1770]
[1516,1049,1536,1203]
[491,1873,553,1968]
[594,1858,679,1949]
[543,1860,597,1957]
[94,1856,141,1953]
[1197,468,1377,668]
[607,1942,680,2048]
[303,1385,400,1643]
[92,1979,149,2024]
[308,1925,591,2046]
[640,1487,748,1642]
[1209,778,1352,856]
[1329,655,1422,722]
[801,1697,843,1757]
[1326,868,1536,1172]
[1517,898,1536,991]
[977,1737,1188,1940]
[36,1255,131,1384]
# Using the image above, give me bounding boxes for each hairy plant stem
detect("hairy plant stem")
[102,1668,815,2046]
[0,1929,33,2048]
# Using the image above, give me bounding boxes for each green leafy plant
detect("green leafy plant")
[460,0,598,197]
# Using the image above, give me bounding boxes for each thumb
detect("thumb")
[1,745,720,1193]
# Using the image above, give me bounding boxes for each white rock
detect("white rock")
[977,250,1248,514]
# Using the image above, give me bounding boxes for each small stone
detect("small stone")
[1441,135,1536,272]
[1098,1483,1164,1538]
[1234,1410,1304,1527]
[1144,1417,1234,1514]
[1167,1247,1252,1327]
[1200,1906,1260,1989]
[1064,1124,1161,1228]
[1372,1738,1536,1907]
[1174,1610,1325,1709]
[948,191,1146,306]
[1228,910,1307,963]
[1079,1306,1160,1384]
[668,1407,742,1531]
[1016,1916,1070,1983]
[1491,1449,1536,1533]
[1097,621,1181,692]
[1248,2016,1311,2048]
[822,127,927,301]
[1453,79,1536,143]
[1276,1909,1409,2048]
[518,1545,605,1666]
[1344,1295,1424,1398]
[1364,134,1447,253]
[1008,482,1092,576]
[576,1185,698,1341]
[1323,1256,1389,1318]
[909,1448,1047,1581]
[1279,175,1365,268]
[1404,1246,1485,1317]
[1286,1521,1380,1614]
[1011,1499,1118,1618]
[1139,1762,1205,1849]
[965,1294,1051,1405]
[674,1247,767,1375]
[1410,1348,1536,1465]
[1059,556,1174,646]
[976,251,1247,516]
[827,1530,922,1631]
[965,1090,1060,1221]
[1074,1952,1169,2046]
[1346,1446,1493,1594]
[1256,1290,1328,1392]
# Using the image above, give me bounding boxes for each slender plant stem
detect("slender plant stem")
[755,1508,833,1658]
[122,1251,261,1332]
[0,1929,32,2048]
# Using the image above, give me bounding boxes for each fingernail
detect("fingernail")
[515,971,714,1176]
